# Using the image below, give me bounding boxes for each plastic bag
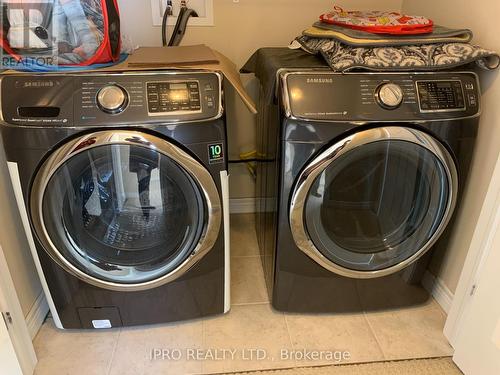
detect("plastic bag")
[0,0,121,66]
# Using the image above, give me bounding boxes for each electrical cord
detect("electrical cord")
[161,5,170,46]
[167,6,185,46]
[169,8,198,46]
[162,5,198,47]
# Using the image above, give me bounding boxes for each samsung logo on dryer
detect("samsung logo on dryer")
[306,78,333,84]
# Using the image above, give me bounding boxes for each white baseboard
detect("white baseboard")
[422,270,454,314]
[25,292,49,339]
[230,198,256,214]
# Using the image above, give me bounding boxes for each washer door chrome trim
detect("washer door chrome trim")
[30,130,222,292]
[289,126,458,279]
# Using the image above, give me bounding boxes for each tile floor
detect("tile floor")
[33,214,453,375]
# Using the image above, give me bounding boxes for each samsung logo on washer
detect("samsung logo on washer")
[306,78,333,84]
[16,80,56,88]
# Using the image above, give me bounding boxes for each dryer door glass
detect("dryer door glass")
[303,140,450,272]
[41,144,206,285]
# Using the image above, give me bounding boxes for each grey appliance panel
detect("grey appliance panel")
[282,72,480,122]
[1,71,222,127]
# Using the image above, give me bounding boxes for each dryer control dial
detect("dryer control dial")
[96,85,129,114]
[376,83,404,109]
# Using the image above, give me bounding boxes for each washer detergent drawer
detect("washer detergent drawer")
[0,76,75,126]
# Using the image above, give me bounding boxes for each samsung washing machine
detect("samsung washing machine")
[0,70,230,328]
[252,57,480,312]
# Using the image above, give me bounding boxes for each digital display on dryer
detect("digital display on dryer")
[416,81,466,112]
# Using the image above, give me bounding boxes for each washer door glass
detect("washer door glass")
[304,140,450,272]
[41,144,205,284]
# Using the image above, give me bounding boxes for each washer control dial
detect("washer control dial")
[376,83,404,109]
[97,85,128,114]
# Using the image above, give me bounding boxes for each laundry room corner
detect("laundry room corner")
[402,0,500,307]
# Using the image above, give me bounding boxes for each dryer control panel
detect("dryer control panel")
[415,80,466,112]
[281,71,480,122]
[0,71,222,127]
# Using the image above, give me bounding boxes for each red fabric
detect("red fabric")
[0,31,22,62]
[319,8,434,35]
[319,19,434,35]
[80,0,121,66]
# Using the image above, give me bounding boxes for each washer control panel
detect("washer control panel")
[147,81,202,114]
[0,71,222,127]
[96,84,129,114]
[416,80,465,112]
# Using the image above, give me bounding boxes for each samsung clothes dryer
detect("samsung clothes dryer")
[0,70,230,328]
[255,69,480,313]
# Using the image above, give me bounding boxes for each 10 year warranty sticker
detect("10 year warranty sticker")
[208,143,224,164]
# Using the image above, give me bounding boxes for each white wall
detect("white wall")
[403,0,500,293]
[119,0,403,67]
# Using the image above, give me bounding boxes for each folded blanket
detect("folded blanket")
[293,36,500,72]
[306,23,473,47]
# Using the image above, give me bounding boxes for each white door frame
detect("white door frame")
[0,243,37,375]
[444,152,500,346]
[0,305,23,375]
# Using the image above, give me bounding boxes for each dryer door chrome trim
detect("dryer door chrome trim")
[289,126,458,279]
[30,130,222,292]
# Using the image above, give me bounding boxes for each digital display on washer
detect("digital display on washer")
[147,81,201,114]
[416,80,466,112]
